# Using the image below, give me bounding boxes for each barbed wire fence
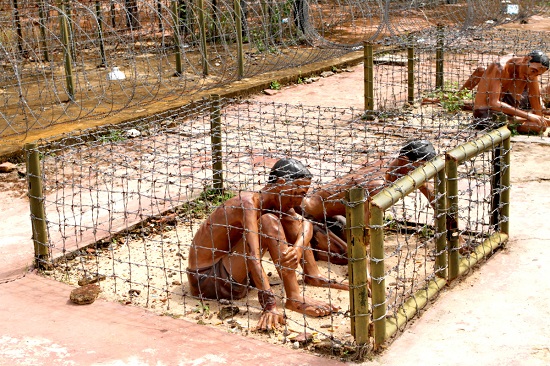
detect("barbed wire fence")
[1,0,548,138]
[23,95,510,358]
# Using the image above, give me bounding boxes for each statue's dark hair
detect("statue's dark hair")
[528,50,549,68]
[399,140,436,162]
[268,158,312,184]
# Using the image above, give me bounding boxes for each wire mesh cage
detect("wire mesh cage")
[26,98,510,357]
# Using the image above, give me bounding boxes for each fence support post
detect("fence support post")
[198,0,209,76]
[364,41,374,115]
[38,0,50,62]
[25,143,50,267]
[234,0,244,79]
[435,24,444,90]
[407,45,414,105]
[171,0,184,76]
[156,0,164,34]
[446,153,459,281]
[345,188,369,347]
[261,0,270,39]
[12,0,24,56]
[110,1,116,28]
[369,201,386,348]
[435,168,447,279]
[65,0,76,62]
[501,133,510,236]
[95,0,107,68]
[59,0,75,100]
[491,114,508,229]
[212,0,220,41]
[210,94,224,193]
[491,145,502,229]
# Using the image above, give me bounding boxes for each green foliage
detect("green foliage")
[99,130,126,143]
[198,188,234,207]
[419,225,434,238]
[250,29,278,54]
[270,0,292,25]
[296,71,304,84]
[427,81,474,114]
[194,301,210,316]
[384,214,398,230]
[206,11,233,42]
[270,80,281,90]
[252,31,267,52]
[182,188,235,219]
[508,122,520,136]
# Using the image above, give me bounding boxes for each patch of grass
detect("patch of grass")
[180,188,235,219]
[193,301,211,317]
[99,130,126,143]
[270,80,281,90]
[508,122,520,136]
[249,29,278,54]
[384,214,398,231]
[427,81,474,114]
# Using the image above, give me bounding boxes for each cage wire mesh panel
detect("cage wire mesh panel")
[369,26,550,113]
[32,99,505,354]
[380,143,509,325]
[1,0,548,138]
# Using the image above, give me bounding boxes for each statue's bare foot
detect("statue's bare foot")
[304,275,349,291]
[285,296,339,317]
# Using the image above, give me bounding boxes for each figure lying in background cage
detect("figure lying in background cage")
[298,140,438,265]
[459,50,550,134]
[187,158,348,331]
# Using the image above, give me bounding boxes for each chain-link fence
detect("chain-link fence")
[1,0,548,138]
[24,98,510,358]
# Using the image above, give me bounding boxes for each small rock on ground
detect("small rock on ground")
[0,162,17,173]
[262,89,279,96]
[70,284,100,305]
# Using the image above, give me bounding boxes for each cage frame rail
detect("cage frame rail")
[345,126,511,350]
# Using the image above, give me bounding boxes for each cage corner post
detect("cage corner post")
[435,166,447,280]
[368,200,386,349]
[25,143,50,268]
[501,131,511,236]
[445,151,459,282]
[491,113,509,232]
[345,188,370,348]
